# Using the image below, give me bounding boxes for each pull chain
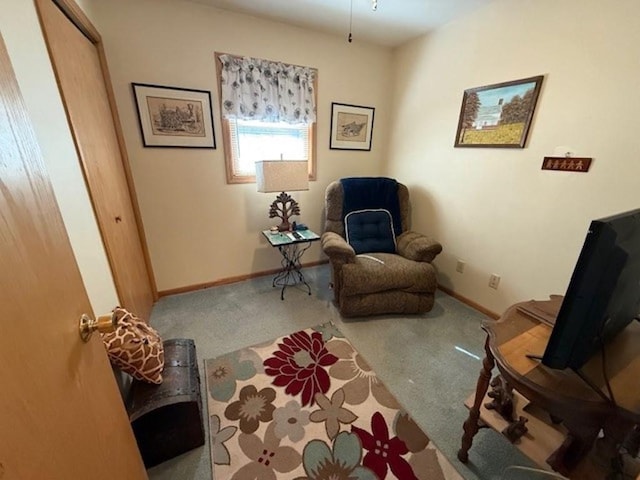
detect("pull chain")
[348,0,353,43]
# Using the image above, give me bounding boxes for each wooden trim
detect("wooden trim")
[438,285,500,320]
[37,0,158,300]
[215,52,241,184]
[51,0,100,41]
[158,260,328,297]
[214,51,317,185]
[157,264,500,323]
[309,67,317,181]
[221,117,246,184]
[309,119,317,181]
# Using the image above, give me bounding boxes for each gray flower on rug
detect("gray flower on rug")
[295,431,376,480]
[272,400,310,442]
[207,350,258,402]
[312,322,345,342]
[309,388,357,440]
[209,415,237,466]
[225,385,276,434]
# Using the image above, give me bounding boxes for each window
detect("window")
[227,119,312,177]
[216,53,317,184]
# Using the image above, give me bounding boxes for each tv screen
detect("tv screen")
[542,208,640,370]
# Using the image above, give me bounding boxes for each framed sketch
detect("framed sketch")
[330,102,375,151]
[454,75,544,148]
[132,83,216,148]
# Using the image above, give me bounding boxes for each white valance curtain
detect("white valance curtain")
[218,53,316,125]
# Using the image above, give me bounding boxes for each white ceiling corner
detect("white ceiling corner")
[183,0,495,47]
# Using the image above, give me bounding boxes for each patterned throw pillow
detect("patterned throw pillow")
[344,208,397,254]
[101,307,165,384]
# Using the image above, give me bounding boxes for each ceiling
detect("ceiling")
[185,0,494,47]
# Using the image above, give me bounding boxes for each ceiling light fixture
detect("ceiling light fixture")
[372,0,378,11]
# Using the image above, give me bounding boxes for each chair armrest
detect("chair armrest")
[321,232,356,263]
[396,231,442,263]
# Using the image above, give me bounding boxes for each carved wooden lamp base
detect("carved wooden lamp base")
[276,220,291,232]
[269,191,301,232]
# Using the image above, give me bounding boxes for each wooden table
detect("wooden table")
[458,297,640,478]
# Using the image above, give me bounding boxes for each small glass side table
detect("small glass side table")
[262,229,320,300]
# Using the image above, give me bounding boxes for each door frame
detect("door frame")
[35,0,158,302]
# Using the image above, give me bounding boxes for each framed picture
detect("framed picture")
[330,102,375,151]
[454,75,544,148]
[132,83,216,148]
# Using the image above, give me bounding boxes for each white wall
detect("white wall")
[2,0,119,315]
[388,0,640,313]
[85,0,393,292]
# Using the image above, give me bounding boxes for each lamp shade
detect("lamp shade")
[255,160,309,193]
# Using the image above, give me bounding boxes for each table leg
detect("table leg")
[272,242,312,300]
[458,336,495,463]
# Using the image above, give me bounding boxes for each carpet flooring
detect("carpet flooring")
[147,265,536,479]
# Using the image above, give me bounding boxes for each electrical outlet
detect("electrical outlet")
[456,260,465,273]
[489,274,501,289]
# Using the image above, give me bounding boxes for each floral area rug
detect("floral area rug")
[205,323,462,480]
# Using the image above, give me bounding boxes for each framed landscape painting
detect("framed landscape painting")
[454,75,544,148]
[132,83,216,148]
[330,102,375,151]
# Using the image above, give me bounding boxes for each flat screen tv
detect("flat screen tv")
[542,208,640,370]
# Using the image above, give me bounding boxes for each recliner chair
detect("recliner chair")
[321,177,442,317]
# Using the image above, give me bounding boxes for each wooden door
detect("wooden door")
[0,34,147,480]
[36,0,156,321]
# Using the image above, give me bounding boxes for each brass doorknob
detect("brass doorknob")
[79,312,117,342]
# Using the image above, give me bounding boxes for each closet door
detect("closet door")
[36,0,156,320]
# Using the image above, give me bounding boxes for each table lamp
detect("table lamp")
[255,160,309,232]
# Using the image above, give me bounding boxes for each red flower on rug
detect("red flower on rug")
[352,412,417,480]
[264,330,338,407]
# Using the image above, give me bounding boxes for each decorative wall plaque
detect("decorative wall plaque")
[541,156,592,172]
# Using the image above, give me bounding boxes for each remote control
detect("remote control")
[292,231,302,239]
